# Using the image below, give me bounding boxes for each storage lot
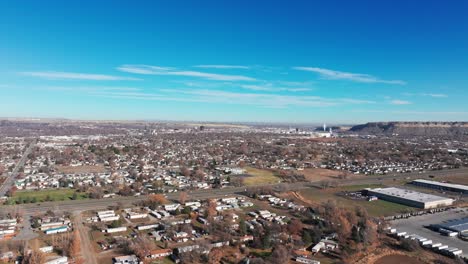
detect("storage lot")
[391,208,468,258]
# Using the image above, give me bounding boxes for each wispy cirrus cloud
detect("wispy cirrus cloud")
[423,93,448,98]
[41,86,141,92]
[403,92,448,98]
[1,84,142,93]
[294,67,406,85]
[91,88,375,108]
[193,65,250,69]
[117,64,256,81]
[240,84,311,92]
[390,99,412,105]
[21,71,141,81]
[173,80,313,92]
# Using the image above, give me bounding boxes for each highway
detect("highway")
[2,167,467,217]
[9,182,309,215]
[0,139,36,197]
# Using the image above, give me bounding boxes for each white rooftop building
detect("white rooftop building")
[366,187,454,209]
[412,179,468,194]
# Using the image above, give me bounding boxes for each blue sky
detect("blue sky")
[1,1,467,123]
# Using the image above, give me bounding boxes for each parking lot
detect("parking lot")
[390,208,468,257]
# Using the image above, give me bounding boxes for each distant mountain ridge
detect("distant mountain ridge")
[349,122,468,136]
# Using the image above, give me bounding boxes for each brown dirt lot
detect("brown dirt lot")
[374,254,425,264]
[356,236,458,264]
[440,174,468,185]
[367,250,455,264]
[55,165,106,174]
[299,168,359,182]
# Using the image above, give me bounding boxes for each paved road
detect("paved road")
[2,167,467,217]
[3,167,468,243]
[0,139,36,197]
[391,208,468,258]
[6,182,309,216]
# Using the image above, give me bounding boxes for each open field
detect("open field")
[297,185,417,217]
[249,248,272,258]
[439,174,468,185]
[311,254,338,264]
[154,258,176,264]
[244,167,280,186]
[374,254,424,264]
[299,168,357,182]
[55,165,106,174]
[9,189,87,203]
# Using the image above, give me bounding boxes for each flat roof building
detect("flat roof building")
[435,218,468,234]
[412,179,468,194]
[366,187,454,209]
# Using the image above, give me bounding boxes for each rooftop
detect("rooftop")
[413,179,468,191]
[367,187,453,203]
[438,218,468,233]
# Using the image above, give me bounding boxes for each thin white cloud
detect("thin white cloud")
[91,88,374,109]
[173,80,313,92]
[276,81,315,87]
[424,93,448,98]
[390,99,412,105]
[194,65,250,69]
[21,71,141,81]
[294,67,406,85]
[241,84,311,92]
[117,64,256,81]
[403,92,448,98]
[240,85,273,91]
[172,89,376,106]
[41,86,141,92]
[283,88,311,92]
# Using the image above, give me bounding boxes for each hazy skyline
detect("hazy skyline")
[1,1,467,123]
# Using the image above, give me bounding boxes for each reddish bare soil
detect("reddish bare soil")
[374,254,424,264]
[56,165,106,174]
[300,168,357,182]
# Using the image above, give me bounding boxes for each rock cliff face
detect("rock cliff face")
[349,122,468,136]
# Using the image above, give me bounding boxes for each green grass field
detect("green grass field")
[9,189,88,204]
[244,167,280,186]
[151,258,175,264]
[299,185,416,217]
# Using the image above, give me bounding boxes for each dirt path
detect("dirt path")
[74,212,97,264]
[291,191,315,206]
[13,214,38,241]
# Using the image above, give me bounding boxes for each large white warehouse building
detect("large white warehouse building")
[366,187,454,209]
[412,179,468,194]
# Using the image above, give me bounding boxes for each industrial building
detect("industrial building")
[412,179,468,194]
[433,218,468,234]
[366,187,454,209]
